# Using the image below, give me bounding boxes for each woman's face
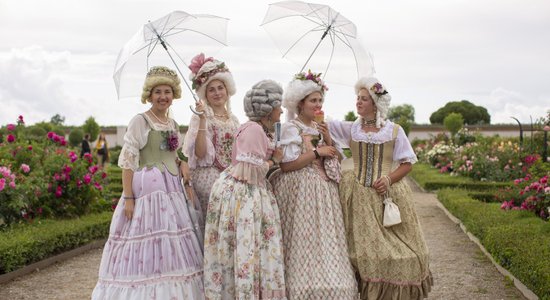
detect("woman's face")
[270,105,283,123]
[299,91,323,120]
[205,79,228,108]
[356,88,375,117]
[149,84,174,112]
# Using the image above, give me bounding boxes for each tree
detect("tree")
[388,104,415,136]
[430,100,490,125]
[388,104,415,124]
[68,128,84,147]
[82,117,100,142]
[50,114,65,126]
[444,112,464,138]
[344,111,358,121]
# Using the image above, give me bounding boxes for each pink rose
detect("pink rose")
[0,178,5,191]
[6,124,15,131]
[20,164,30,173]
[47,131,55,139]
[9,181,16,189]
[7,134,15,143]
[83,174,92,184]
[55,186,63,197]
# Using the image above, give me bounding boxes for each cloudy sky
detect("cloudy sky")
[1,0,549,127]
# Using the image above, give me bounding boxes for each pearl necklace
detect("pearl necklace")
[362,118,376,127]
[213,111,228,118]
[149,109,169,125]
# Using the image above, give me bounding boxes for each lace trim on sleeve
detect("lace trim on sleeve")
[118,144,139,171]
[236,152,265,166]
[227,162,269,187]
[183,115,215,169]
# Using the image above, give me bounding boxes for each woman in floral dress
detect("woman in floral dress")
[92,66,204,299]
[204,80,287,299]
[329,77,433,299]
[269,71,358,299]
[183,53,240,229]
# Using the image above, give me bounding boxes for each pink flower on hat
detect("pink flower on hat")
[189,53,214,75]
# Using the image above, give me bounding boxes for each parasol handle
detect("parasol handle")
[148,21,203,115]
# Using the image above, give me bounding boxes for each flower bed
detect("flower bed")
[437,188,550,299]
[0,116,109,226]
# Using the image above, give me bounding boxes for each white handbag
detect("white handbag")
[383,196,402,227]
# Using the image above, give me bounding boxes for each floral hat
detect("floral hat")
[355,76,392,128]
[188,53,236,103]
[283,70,328,121]
[141,66,182,104]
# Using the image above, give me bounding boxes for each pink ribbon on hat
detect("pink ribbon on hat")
[189,53,214,75]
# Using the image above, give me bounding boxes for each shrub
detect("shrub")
[68,128,84,147]
[0,211,112,274]
[0,116,108,226]
[444,112,464,137]
[437,189,550,298]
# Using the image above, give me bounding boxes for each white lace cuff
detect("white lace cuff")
[236,152,265,166]
[118,144,139,171]
[227,162,269,187]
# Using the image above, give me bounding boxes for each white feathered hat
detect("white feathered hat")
[355,77,391,128]
[282,71,328,121]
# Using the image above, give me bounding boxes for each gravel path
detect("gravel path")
[0,179,527,300]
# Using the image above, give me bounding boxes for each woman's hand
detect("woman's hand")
[373,177,389,195]
[124,198,135,220]
[316,145,337,157]
[317,122,333,146]
[179,160,192,185]
[272,147,283,164]
[195,100,206,119]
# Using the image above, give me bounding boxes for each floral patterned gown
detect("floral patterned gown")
[330,119,433,300]
[203,121,286,300]
[183,114,239,234]
[92,113,204,299]
[269,119,358,299]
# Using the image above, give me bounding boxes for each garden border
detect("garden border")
[409,178,539,300]
[0,239,105,285]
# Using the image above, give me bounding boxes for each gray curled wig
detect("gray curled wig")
[243,80,283,121]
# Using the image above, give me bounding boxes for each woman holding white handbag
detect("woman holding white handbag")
[329,77,433,300]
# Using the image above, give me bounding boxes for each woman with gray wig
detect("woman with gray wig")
[203,80,287,299]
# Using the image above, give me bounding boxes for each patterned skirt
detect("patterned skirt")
[270,166,358,299]
[339,170,433,300]
[204,171,287,299]
[92,166,204,299]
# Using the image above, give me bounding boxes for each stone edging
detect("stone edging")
[408,178,539,300]
[0,239,106,285]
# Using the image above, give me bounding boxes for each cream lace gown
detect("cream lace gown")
[269,119,358,299]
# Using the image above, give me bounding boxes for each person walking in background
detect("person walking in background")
[269,71,358,299]
[80,133,91,158]
[203,80,286,299]
[95,133,109,169]
[329,77,433,299]
[183,53,240,234]
[92,66,204,299]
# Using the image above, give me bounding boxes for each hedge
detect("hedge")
[0,211,112,274]
[411,163,510,191]
[437,188,550,299]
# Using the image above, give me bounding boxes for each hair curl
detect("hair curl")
[243,80,283,121]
